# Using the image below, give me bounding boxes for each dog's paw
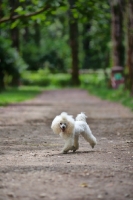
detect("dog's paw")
[62,150,68,154]
[91,143,96,148]
[73,149,76,153]
[72,146,77,153]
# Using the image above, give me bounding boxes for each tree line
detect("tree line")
[0,0,133,94]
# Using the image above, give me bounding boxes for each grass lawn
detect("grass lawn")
[0,72,71,106]
[0,72,133,111]
[80,74,133,111]
[0,86,44,106]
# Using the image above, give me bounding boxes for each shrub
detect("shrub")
[0,36,28,89]
[21,70,71,87]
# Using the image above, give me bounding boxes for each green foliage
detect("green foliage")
[82,1,111,69]
[1,0,111,74]
[21,70,71,87]
[0,72,71,106]
[0,0,67,26]
[22,70,50,86]
[0,0,121,89]
[21,17,70,71]
[81,72,133,111]
[0,36,28,88]
[21,40,42,71]
[49,73,71,87]
[0,86,43,106]
[1,72,132,109]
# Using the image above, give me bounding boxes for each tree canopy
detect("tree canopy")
[0,0,133,93]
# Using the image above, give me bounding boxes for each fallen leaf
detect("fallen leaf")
[80,183,88,188]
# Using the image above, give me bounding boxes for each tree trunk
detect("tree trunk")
[23,27,29,42]
[9,0,20,86]
[11,28,19,50]
[127,0,133,94]
[68,0,80,86]
[110,0,125,67]
[0,71,5,91]
[34,22,40,46]
[10,0,19,51]
[11,72,20,87]
[82,23,91,69]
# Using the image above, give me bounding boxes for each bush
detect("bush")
[0,36,28,89]
[21,70,71,87]
[80,72,133,111]
[22,40,65,72]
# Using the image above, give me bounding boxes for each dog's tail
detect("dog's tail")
[75,112,87,122]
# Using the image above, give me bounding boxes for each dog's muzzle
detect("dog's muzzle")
[60,123,67,132]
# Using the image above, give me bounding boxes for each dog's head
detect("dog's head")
[59,121,67,132]
[51,112,75,135]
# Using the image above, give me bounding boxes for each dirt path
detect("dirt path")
[0,89,133,200]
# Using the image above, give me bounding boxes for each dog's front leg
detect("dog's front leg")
[73,134,79,152]
[62,137,74,154]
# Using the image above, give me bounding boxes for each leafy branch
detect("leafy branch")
[0,5,51,24]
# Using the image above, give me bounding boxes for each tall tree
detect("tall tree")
[10,0,20,50]
[68,0,80,86]
[110,0,125,67]
[127,0,133,94]
[82,22,91,69]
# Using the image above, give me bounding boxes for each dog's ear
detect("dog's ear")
[51,116,61,134]
[65,120,75,135]
[51,123,61,134]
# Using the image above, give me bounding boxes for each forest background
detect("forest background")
[0,0,133,109]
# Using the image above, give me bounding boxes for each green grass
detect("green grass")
[0,71,71,106]
[0,84,68,106]
[1,72,133,111]
[0,86,44,106]
[22,70,71,87]
[80,73,133,111]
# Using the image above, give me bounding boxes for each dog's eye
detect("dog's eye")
[60,123,62,125]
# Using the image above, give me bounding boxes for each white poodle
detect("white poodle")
[51,112,97,153]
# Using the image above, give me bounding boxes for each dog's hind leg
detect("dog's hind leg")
[81,130,97,148]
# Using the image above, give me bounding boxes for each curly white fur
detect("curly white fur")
[51,112,97,153]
